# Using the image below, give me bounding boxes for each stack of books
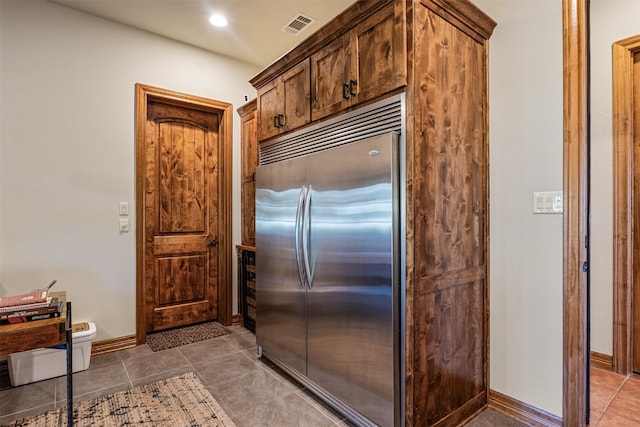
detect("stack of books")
[0,290,62,325]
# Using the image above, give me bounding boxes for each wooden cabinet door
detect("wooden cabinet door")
[239,102,257,246]
[311,35,350,121]
[281,59,311,133]
[311,3,406,122]
[257,60,310,141]
[351,3,406,105]
[410,4,490,424]
[257,78,281,141]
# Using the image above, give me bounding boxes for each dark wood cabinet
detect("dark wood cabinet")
[256,59,311,141]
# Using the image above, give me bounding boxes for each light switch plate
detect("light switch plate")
[119,202,129,216]
[533,191,563,214]
[119,218,129,232]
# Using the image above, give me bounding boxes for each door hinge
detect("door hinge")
[583,261,588,273]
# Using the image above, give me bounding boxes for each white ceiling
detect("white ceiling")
[46,1,563,69]
[47,0,356,68]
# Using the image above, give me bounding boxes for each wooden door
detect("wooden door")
[145,102,219,331]
[144,101,219,332]
[135,84,233,339]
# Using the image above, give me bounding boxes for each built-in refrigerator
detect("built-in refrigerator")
[256,131,401,427]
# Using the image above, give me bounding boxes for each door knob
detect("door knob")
[209,239,218,247]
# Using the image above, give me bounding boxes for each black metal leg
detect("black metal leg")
[65,301,73,427]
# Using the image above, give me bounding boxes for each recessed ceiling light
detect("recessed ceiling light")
[209,14,228,27]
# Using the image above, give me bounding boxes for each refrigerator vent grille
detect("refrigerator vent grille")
[259,95,404,165]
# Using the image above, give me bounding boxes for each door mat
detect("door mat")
[146,321,230,352]
[2,372,236,426]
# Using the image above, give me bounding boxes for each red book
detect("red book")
[0,290,49,309]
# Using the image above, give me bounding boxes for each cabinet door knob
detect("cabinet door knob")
[349,79,357,97]
[273,114,284,128]
[342,83,350,100]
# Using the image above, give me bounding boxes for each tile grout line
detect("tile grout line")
[121,359,134,388]
[594,373,630,426]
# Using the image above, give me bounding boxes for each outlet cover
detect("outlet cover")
[533,191,563,214]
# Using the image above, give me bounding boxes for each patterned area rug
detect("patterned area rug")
[146,321,230,352]
[2,372,235,426]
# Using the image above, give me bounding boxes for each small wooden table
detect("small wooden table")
[0,291,73,426]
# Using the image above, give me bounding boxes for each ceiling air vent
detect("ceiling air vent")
[281,13,315,36]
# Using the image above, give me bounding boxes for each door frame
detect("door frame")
[613,35,640,375]
[134,83,233,344]
[563,0,589,425]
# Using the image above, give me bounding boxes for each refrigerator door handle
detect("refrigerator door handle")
[302,185,314,288]
[295,186,307,287]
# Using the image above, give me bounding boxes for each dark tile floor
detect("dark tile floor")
[0,325,524,426]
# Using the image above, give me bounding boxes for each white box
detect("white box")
[8,322,96,386]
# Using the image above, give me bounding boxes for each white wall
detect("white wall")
[475,0,564,417]
[589,0,640,357]
[475,0,640,417]
[0,0,260,340]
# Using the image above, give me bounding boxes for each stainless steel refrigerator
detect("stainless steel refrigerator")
[256,132,400,427]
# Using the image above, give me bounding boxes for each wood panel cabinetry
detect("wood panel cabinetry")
[252,2,406,142]
[238,99,257,246]
[237,99,257,332]
[311,2,406,121]
[249,0,496,425]
[257,60,310,141]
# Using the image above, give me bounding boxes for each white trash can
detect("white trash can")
[8,321,97,386]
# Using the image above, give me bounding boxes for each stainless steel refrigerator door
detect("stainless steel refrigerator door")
[306,133,399,427]
[255,159,308,376]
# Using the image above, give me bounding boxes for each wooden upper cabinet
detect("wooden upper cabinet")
[257,59,311,141]
[311,2,406,121]
[310,34,350,120]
